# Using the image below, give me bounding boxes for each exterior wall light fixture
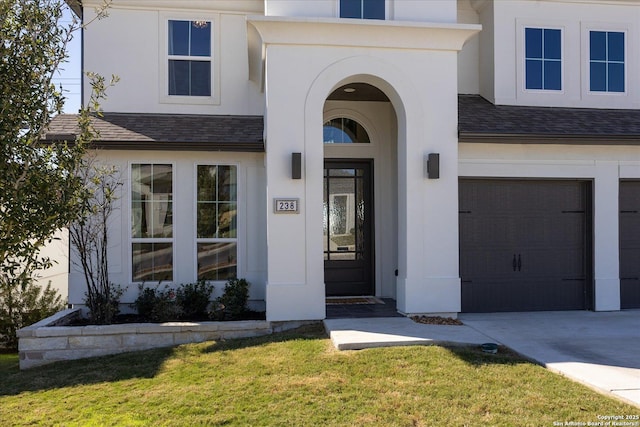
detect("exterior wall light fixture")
[426,153,440,179]
[292,152,302,179]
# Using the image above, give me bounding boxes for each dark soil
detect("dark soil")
[64,310,266,326]
[410,315,464,326]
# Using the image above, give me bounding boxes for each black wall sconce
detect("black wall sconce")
[426,153,440,179]
[292,152,302,179]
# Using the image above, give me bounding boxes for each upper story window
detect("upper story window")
[340,0,384,20]
[525,27,561,91]
[589,30,625,93]
[168,20,211,97]
[324,118,370,144]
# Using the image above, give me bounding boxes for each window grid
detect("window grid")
[589,30,625,93]
[340,0,384,20]
[131,164,174,283]
[168,20,212,97]
[525,27,561,91]
[196,165,238,282]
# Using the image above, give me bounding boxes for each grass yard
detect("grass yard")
[0,324,636,426]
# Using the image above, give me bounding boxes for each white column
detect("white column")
[593,161,620,311]
[396,53,461,316]
[264,46,325,322]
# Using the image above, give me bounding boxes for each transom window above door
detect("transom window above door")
[323,118,370,144]
[340,0,385,20]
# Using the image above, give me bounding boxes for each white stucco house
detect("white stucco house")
[44,0,640,322]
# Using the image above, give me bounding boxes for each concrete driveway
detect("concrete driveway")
[459,310,640,407]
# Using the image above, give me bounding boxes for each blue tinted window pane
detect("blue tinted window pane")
[544,61,561,90]
[191,61,211,96]
[590,31,606,61]
[608,32,624,62]
[590,62,606,91]
[323,126,353,143]
[363,0,385,20]
[526,59,543,89]
[190,22,211,56]
[168,20,189,55]
[544,29,561,60]
[340,0,361,18]
[525,28,543,58]
[608,62,625,92]
[169,60,190,95]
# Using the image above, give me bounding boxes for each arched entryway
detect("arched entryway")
[323,82,398,299]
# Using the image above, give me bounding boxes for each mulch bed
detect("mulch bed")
[410,315,464,326]
[64,311,266,326]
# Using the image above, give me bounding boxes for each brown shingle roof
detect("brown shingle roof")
[458,95,640,144]
[43,113,264,152]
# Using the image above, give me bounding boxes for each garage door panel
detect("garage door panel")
[463,279,585,312]
[619,247,640,278]
[460,249,519,279]
[460,179,590,313]
[620,279,640,309]
[518,249,583,280]
[460,216,518,248]
[619,181,640,309]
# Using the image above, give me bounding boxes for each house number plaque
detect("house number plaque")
[274,198,299,214]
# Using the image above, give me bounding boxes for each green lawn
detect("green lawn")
[0,324,636,426]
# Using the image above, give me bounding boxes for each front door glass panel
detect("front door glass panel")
[324,169,364,261]
[323,162,373,296]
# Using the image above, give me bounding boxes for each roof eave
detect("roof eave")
[458,132,640,145]
[65,0,82,19]
[41,137,265,152]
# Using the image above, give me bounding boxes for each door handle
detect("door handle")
[512,254,517,272]
[517,254,522,271]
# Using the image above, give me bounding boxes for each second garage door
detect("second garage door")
[619,181,640,309]
[459,179,592,312]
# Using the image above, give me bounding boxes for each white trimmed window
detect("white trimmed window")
[525,27,562,91]
[196,165,237,281]
[160,13,220,105]
[589,30,625,93]
[340,0,384,19]
[131,164,173,282]
[168,20,211,96]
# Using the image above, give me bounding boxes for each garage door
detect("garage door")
[459,180,592,312]
[619,181,640,309]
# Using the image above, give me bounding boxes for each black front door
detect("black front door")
[323,160,374,296]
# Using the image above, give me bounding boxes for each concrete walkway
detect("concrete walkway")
[324,317,494,350]
[324,310,640,408]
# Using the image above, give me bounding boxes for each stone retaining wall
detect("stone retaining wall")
[17,309,283,370]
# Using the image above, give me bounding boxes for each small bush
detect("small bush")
[0,279,65,350]
[176,281,214,319]
[132,284,181,322]
[85,284,122,325]
[213,278,250,320]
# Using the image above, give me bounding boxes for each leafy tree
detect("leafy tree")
[1,0,84,295]
[0,0,114,340]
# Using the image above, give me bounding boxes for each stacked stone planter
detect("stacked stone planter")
[17,308,280,370]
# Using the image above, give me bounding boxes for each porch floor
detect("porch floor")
[325,298,403,319]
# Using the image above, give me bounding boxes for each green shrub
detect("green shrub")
[132,284,181,322]
[213,278,250,320]
[176,281,214,319]
[85,284,122,325]
[0,279,65,350]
